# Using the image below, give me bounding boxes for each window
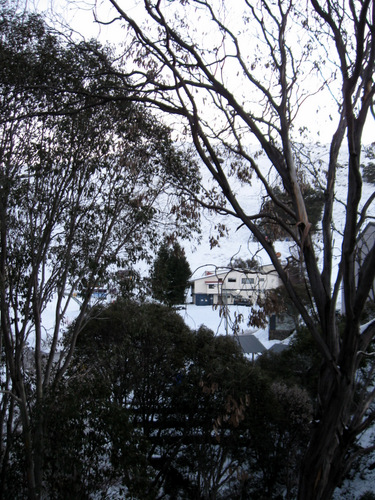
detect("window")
[241,277,254,284]
[228,278,236,283]
[259,278,265,282]
[208,284,215,289]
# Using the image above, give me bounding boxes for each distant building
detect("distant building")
[269,313,296,340]
[356,222,375,303]
[233,332,267,362]
[341,222,375,314]
[189,265,282,306]
[92,288,108,300]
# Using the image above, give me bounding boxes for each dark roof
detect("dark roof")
[268,343,289,354]
[235,333,266,354]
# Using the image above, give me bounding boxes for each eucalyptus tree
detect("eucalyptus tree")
[66,0,374,498]
[0,7,199,499]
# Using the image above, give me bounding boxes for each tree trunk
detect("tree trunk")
[298,363,355,500]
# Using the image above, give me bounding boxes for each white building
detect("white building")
[189,265,282,306]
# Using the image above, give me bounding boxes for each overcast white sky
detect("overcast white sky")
[29,0,374,144]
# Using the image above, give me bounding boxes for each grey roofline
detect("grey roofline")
[188,266,275,283]
[234,333,267,354]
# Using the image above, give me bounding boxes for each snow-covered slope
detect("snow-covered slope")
[182,144,375,308]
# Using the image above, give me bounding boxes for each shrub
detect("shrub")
[362,143,375,185]
[359,492,375,500]
[362,162,375,184]
[44,301,317,499]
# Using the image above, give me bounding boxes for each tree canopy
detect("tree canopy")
[0,7,200,498]
[2,0,375,497]
[57,0,375,498]
[42,300,312,499]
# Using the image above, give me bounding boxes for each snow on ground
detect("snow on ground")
[177,303,281,349]
[332,426,375,499]
[181,156,296,278]
[178,303,253,335]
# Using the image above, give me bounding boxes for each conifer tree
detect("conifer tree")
[151,241,191,306]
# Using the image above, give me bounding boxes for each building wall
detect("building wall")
[356,223,375,302]
[342,222,375,313]
[194,293,214,306]
[191,268,281,306]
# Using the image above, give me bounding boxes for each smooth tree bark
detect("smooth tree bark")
[71,0,375,497]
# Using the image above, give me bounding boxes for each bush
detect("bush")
[47,301,256,498]
[362,162,375,184]
[362,144,375,184]
[359,492,375,500]
[42,301,316,499]
[256,326,321,398]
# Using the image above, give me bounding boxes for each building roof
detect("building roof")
[358,222,375,245]
[268,343,289,354]
[235,333,267,354]
[361,221,375,233]
[189,270,231,283]
[189,265,276,283]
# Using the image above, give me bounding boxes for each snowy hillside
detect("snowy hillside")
[181,151,290,277]
[181,143,375,307]
[41,144,375,343]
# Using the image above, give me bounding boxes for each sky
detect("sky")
[31,0,375,144]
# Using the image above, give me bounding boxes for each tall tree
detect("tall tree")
[150,240,191,306]
[0,7,199,499]
[46,300,312,499]
[65,0,374,498]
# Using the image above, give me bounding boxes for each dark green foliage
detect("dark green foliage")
[236,379,312,499]
[362,162,375,184]
[51,302,253,498]
[257,185,325,241]
[361,300,375,322]
[150,240,191,305]
[362,144,375,185]
[261,282,312,331]
[43,383,114,499]
[43,301,313,499]
[359,492,375,500]
[256,326,321,398]
[112,269,142,299]
[229,256,260,271]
